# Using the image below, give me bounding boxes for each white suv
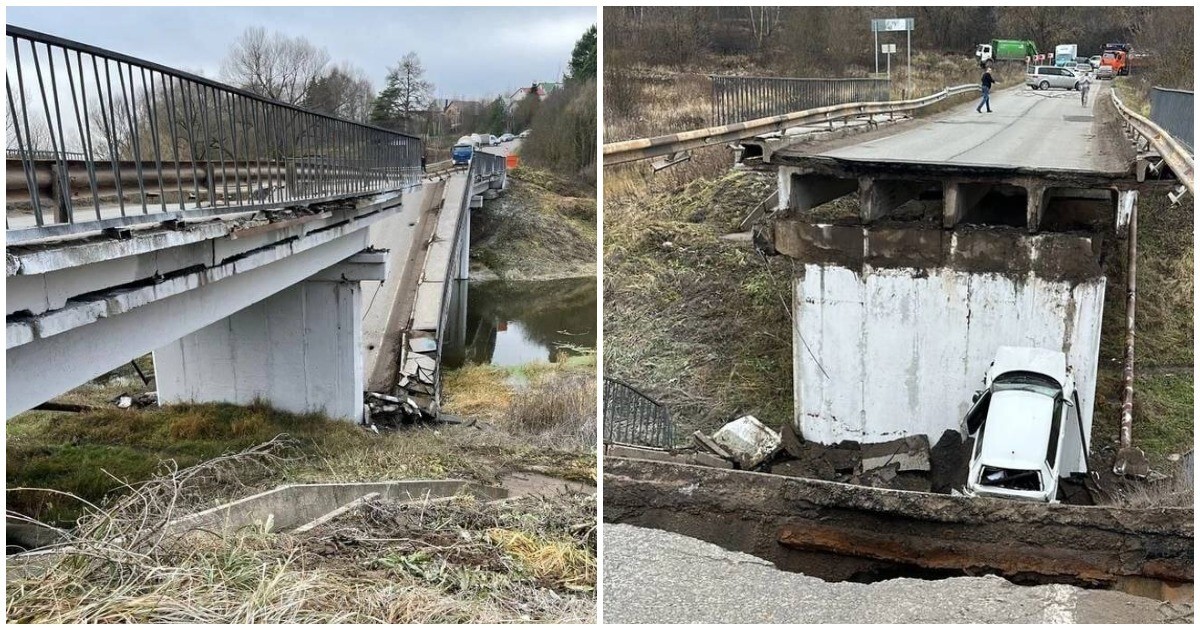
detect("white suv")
[962,346,1083,503]
[1026,65,1081,91]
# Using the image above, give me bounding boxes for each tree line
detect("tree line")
[605,6,1193,89]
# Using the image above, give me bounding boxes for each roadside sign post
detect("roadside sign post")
[882,43,897,79]
[871,18,915,97]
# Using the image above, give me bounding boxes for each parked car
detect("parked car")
[962,346,1082,503]
[1026,65,1081,91]
[499,133,515,142]
[488,134,500,146]
[518,129,531,138]
[1061,61,1079,73]
[1089,55,1102,69]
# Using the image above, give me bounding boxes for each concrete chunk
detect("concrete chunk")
[861,435,931,473]
[711,415,782,470]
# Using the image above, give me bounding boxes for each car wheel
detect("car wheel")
[1074,82,1080,91]
[1039,80,1050,90]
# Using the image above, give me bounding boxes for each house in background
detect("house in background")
[443,99,487,132]
[505,81,562,111]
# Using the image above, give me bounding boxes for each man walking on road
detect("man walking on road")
[977,67,996,113]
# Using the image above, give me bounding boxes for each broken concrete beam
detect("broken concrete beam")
[860,435,931,473]
[692,431,732,460]
[606,444,733,470]
[711,415,782,470]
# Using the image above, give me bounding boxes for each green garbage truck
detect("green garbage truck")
[975,40,1038,65]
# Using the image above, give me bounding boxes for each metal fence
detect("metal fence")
[5,25,422,243]
[711,75,890,126]
[1150,87,1193,153]
[603,377,676,449]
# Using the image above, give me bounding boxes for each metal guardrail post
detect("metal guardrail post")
[5,25,423,244]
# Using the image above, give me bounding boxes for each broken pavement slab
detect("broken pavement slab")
[711,415,781,470]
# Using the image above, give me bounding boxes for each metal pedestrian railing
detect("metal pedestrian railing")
[711,75,890,127]
[1149,87,1193,153]
[5,25,422,244]
[603,377,676,449]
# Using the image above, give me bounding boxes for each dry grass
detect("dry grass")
[604,169,792,438]
[6,448,595,623]
[443,357,598,453]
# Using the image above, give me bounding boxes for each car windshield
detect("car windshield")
[992,371,1059,398]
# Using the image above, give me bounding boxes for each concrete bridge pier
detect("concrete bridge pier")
[154,253,387,422]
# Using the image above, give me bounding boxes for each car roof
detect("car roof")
[979,389,1055,470]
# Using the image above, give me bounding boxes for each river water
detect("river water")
[442,277,596,368]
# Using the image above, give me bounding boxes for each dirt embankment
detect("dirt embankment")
[468,167,596,282]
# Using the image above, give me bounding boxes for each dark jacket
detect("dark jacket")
[981,71,996,89]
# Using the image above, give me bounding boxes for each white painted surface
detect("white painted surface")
[5,230,368,417]
[155,279,364,421]
[794,264,1104,474]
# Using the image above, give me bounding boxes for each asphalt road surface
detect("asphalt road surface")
[602,524,1190,624]
[814,82,1127,175]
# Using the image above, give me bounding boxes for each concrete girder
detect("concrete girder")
[858,177,928,223]
[783,170,858,214]
[5,230,371,418]
[942,181,989,228]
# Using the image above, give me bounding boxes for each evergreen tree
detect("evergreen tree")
[567,25,597,83]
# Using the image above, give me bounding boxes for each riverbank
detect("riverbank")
[468,167,596,282]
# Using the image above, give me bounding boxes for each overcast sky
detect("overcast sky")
[6,6,595,99]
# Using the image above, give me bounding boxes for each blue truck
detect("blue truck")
[451,138,474,166]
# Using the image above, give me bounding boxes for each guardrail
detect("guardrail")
[1111,88,1194,196]
[603,84,979,167]
[5,25,422,244]
[711,75,890,127]
[603,377,676,449]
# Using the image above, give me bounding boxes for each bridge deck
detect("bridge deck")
[775,82,1133,179]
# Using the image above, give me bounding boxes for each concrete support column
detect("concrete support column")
[1116,189,1137,237]
[1026,185,1047,233]
[859,177,926,223]
[943,181,988,228]
[154,279,365,422]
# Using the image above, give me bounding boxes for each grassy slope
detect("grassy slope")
[7,359,596,525]
[469,166,596,281]
[1093,193,1194,466]
[605,170,793,437]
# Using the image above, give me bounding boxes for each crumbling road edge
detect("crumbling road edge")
[604,457,1192,589]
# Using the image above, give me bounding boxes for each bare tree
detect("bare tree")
[220,26,331,105]
[748,7,782,51]
[303,62,374,122]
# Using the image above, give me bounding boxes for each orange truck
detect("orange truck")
[1097,43,1131,79]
